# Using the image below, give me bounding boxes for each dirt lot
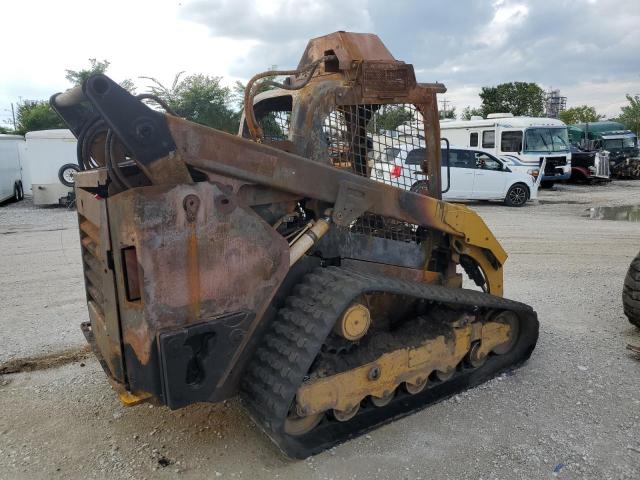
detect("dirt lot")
[1,183,639,479]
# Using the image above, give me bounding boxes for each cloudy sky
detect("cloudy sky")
[1,0,639,126]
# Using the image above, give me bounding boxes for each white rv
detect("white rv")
[0,134,25,204]
[438,114,572,185]
[24,129,79,205]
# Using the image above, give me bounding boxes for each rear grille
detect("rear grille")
[350,212,428,243]
[79,215,106,318]
[544,156,567,174]
[595,152,611,178]
[362,64,411,95]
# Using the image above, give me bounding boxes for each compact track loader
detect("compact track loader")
[51,32,538,458]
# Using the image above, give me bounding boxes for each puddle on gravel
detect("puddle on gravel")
[584,205,640,222]
[539,200,590,205]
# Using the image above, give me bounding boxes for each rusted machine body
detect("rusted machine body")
[51,32,538,457]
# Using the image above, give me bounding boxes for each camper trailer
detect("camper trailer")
[24,129,79,205]
[0,134,24,204]
[438,114,572,186]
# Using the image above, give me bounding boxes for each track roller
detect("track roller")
[435,368,455,382]
[284,412,323,436]
[405,377,428,394]
[466,341,487,368]
[370,390,395,407]
[333,404,359,422]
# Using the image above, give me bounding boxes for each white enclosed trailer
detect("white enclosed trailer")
[0,134,25,203]
[24,129,78,205]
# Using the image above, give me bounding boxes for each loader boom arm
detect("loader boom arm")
[52,74,506,295]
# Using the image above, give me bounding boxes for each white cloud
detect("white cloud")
[477,1,529,47]
[1,0,638,126]
[0,0,255,123]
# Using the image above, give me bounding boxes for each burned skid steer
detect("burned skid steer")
[51,32,538,458]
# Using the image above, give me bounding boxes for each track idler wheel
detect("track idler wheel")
[491,311,520,355]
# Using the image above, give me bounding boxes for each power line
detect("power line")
[439,97,454,119]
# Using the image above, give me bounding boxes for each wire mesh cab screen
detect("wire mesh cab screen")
[322,103,428,243]
[254,100,429,244]
[259,110,291,141]
[322,103,426,191]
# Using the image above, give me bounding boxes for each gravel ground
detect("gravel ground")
[1,182,639,479]
[0,198,85,363]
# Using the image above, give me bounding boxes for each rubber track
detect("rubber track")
[241,266,538,458]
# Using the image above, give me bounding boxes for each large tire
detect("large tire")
[13,182,22,202]
[504,183,529,207]
[622,252,640,328]
[58,163,81,188]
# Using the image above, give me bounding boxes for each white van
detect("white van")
[438,114,571,185]
[24,129,79,205]
[372,144,541,207]
[0,134,25,204]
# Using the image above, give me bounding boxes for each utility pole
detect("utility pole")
[439,97,451,119]
[11,103,16,132]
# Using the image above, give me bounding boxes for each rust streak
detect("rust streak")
[186,223,201,322]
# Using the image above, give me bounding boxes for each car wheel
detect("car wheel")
[540,181,555,188]
[13,183,22,202]
[504,183,529,207]
[17,182,24,200]
[58,163,81,188]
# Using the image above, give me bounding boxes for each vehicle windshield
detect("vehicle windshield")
[604,139,623,150]
[608,136,639,149]
[602,137,637,150]
[524,127,569,153]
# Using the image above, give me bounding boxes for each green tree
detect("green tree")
[618,94,640,136]
[65,58,110,85]
[461,106,483,120]
[142,73,239,133]
[559,105,603,125]
[65,58,135,92]
[479,82,545,117]
[369,105,413,133]
[15,100,65,135]
[439,107,456,120]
